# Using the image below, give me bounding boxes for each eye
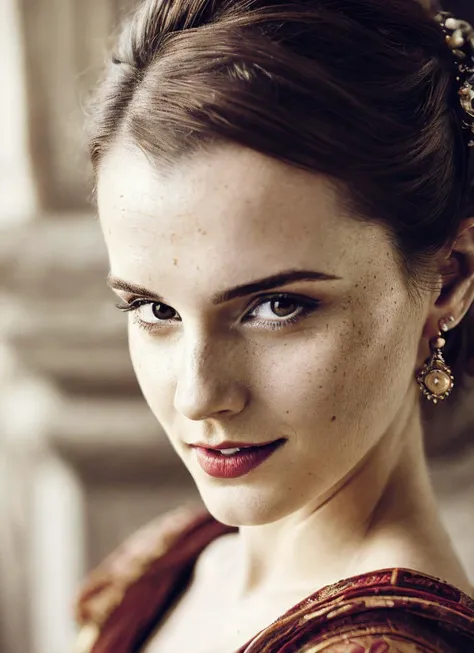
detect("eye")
[252,297,300,319]
[245,293,320,329]
[140,302,178,322]
[116,299,180,328]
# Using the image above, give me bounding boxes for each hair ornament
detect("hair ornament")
[435,12,474,146]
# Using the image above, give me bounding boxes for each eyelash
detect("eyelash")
[115,293,320,333]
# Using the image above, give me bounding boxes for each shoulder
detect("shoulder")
[248,609,469,653]
[244,569,474,653]
[73,504,209,653]
[73,504,237,653]
[75,503,206,626]
[304,637,450,652]
[295,630,459,652]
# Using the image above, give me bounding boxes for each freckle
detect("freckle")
[331,415,336,422]
[363,286,367,290]
[285,410,289,414]
[319,385,323,389]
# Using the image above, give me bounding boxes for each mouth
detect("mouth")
[191,439,286,479]
[190,439,284,454]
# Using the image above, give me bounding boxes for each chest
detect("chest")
[139,582,288,653]
[140,617,253,653]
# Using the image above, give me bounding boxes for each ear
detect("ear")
[422,218,474,341]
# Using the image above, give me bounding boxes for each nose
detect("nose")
[173,335,249,421]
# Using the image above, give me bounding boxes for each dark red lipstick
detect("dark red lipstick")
[192,439,285,478]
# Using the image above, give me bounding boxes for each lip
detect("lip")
[192,439,286,479]
[190,439,280,451]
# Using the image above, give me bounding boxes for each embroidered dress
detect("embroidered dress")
[74,507,474,653]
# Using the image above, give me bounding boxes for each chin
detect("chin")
[193,479,300,527]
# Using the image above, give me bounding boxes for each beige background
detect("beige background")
[0,2,472,653]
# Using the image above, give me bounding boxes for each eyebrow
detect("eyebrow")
[106,269,342,305]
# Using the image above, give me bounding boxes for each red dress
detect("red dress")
[73,507,474,652]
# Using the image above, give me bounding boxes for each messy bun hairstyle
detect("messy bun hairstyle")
[88,0,474,385]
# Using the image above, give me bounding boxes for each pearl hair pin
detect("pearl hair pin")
[435,12,474,146]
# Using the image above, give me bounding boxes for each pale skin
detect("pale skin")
[98,142,474,652]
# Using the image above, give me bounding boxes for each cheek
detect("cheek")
[314,295,419,439]
[128,328,177,420]
[262,299,418,452]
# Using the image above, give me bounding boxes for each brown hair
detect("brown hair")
[88,0,474,377]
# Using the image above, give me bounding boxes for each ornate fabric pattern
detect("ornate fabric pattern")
[74,510,474,653]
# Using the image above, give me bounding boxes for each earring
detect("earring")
[416,316,455,404]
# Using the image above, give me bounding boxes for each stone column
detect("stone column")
[16,0,133,212]
[0,0,38,225]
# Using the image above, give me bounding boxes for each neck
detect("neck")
[231,389,469,599]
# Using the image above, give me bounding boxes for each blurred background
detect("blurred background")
[0,1,472,653]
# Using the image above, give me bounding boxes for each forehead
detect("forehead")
[97,143,391,287]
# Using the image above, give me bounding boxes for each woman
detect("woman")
[74,0,474,651]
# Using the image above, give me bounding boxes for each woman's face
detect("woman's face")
[98,143,427,526]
